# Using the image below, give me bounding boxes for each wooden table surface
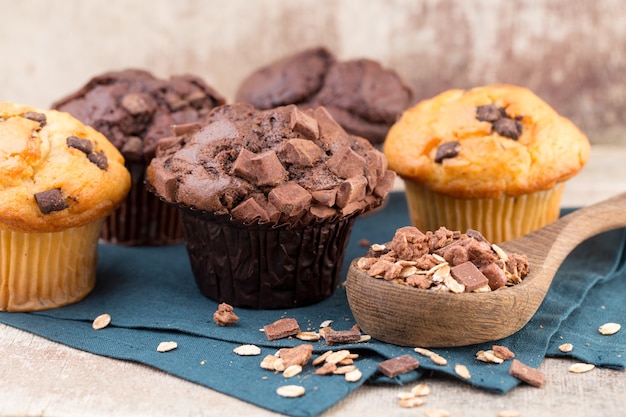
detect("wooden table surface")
[2,144,625,417]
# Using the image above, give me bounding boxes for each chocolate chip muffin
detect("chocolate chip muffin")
[52,69,225,245]
[0,102,130,311]
[384,84,591,243]
[235,47,413,146]
[146,103,395,308]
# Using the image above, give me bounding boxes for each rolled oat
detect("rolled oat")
[276,385,306,398]
[92,313,111,330]
[598,322,621,335]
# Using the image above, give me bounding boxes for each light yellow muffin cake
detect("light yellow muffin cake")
[384,84,590,243]
[0,102,130,311]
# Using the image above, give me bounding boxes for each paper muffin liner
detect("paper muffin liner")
[0,219,104,312]
[177,207,357,309]
[101,162,184,246]
[402,181,565,243]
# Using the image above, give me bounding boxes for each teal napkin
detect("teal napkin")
[1,193,624,417]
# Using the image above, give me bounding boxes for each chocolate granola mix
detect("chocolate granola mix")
[356,226,529,292]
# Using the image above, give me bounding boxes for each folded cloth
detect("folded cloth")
[1,193,624,417]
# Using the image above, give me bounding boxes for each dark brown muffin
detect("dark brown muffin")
[52,69,225,245]
[235,47,413,145]
[146,103,396,308]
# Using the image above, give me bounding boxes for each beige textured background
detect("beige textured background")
[1,0,625,144]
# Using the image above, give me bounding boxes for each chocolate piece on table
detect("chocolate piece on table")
[450,261,489,292]
[34,189,69,214]
[263,318,301,341]
[278,344,314,367]
[377,355,420,378]
[324,329,361,346]
[66,136,93,154]
[434,141,460,163]
[213,303,239,326]
[509,359,544,387]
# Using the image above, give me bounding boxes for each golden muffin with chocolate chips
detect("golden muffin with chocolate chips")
[0,102,130,311]
[384,84,590,243]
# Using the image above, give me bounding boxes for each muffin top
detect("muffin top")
[384,84,591,199]
[0,102,131,233]
[147,103,396,225]
[52,69,225,163]
[235,47,413,145]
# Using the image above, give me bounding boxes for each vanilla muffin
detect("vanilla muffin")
[0,102,130,311]
[384,84,590,243]
[147,103,395,309]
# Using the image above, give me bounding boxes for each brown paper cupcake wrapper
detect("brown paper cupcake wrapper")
[403,181,565,243]
[101,163,184,246]
[0,219,104,312]
[178,207,357,309]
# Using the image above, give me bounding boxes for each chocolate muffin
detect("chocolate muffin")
[146,103,396,309]
[52,69,225,245]
[235,47,413,145]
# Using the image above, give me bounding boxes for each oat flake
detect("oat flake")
[276,385,306,398]
[558,343,574,353]
[92,313,111,330]
[598,322,621,335]
[156,341,178,352]
[233,344,261,356]
[568,363,595,373]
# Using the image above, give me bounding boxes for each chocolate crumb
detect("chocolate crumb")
[34,189,69,214]
[66,136,94,154]
[22,112,47,127]
[88,151,108,170]
[377,355,420,378]
[213,303,239,326]
[476,104,502,122]
[434,141,460,163]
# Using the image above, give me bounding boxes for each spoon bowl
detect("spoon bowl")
[346,192,626,347]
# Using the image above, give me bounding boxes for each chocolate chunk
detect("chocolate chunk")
[466,228,489,244]
[22,112,47,127]
[509,359,544,387]
[66,136,93,154]
[120,93,154,115]
[232,149,287,187]
[335,176,368,208]
[324,329,361,345]
[310,189,336,207]
[268,182,312,217]
[279,138,324,167]
[171,122,202,136]
[476,104,502,122]
[326,146,365,179]
[278,344,314,367]
[309,205,337,220]
[34,189,69,214]
[450,261,489,292]
[493,117,522,140]
[480,262,508,290]
[373,170,396,198]
[434,141,460,163]
[263,318,301,341]
[120,136,144,161]
[231,197,270,223]
[289,108,320,140]
[377,355,420,378]
[88,151,108,170]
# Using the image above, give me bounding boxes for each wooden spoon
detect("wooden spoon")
[346,191,626,347]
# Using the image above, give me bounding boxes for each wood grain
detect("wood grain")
[346,192,626,347]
